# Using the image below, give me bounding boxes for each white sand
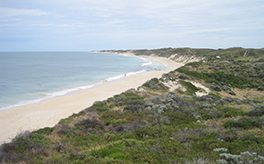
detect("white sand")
[0,55,184,144]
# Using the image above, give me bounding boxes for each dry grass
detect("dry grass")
[219,88,264,100]
[203,118,231,129]
[227,104,254,113]
[240,128,264,138]
[69,110,99,126]
[46,131,61,141]
[110,106,124,112]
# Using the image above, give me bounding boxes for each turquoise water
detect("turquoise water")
[0,52,167,110]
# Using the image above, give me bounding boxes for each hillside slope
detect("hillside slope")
[0,47,264,164]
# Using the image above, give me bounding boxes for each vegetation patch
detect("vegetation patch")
[179,80,200,95]
[177,68,255,89]
[223,118,263,130]
[143,78,169,91]
[247,104,264,116]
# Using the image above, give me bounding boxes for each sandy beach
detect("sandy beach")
[0,55,184,144]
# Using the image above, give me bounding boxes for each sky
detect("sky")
[0,0,263,51]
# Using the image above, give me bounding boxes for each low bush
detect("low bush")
[173,128,206,143]
[199,93,221,103]
[179,80,200,95]
[250,117,264,126]
[108,90,145,108]
[143,78,169,91]
[100,111,122,125]
[164,111,195,126]
[162,92,189,108]
[110,122,145,133]
[213,148,228,153]
[34,127,54,135]
[223,118,263,130]
[90,140,134,161]
[217,151,264,164]
[177,68,256,88]
[53,143,64,152]
[219,107,245,118]
[55,124,74,136]
[124,99,145,113]
[151,116,170,126]
[75,118,104,131]
[150,96,162,104]
[0,131,51,163]
[90,101,109,112]
[183,157,214,164]
[247,104,264,116]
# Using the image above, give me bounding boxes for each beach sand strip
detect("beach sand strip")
[0,55,184,144]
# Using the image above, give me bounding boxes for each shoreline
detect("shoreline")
[0,52,163,112]
[0,54,184,144]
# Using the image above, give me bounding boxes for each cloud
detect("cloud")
[0,7,48,18]
[0,0,263,51]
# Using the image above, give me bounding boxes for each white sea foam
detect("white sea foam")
[0,83,101,111]
[105,74,126,82]
[0,98,45,111]
[126,69,146,76]
[0,69,146,111]
[142,61,152,66]
[139,56,149,62]
[137,56,153,67]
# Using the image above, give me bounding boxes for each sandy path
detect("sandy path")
[0,55,184,144]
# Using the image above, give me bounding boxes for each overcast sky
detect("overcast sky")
[0,0,263,51]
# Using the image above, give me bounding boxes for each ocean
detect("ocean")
[0,52,167,110]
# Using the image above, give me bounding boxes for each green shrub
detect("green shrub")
[164,112,195,126]
[176,68,255,88]
[217,151,264,164]
[34,127,54,135]
[173,128,206,143]
[108,90,144,108]
[186,62,201,67]
[219,107,245,118]
[55,124,75,136]
[134,126,156,138]
[247,104,264,116]
[90,101,109,112]
[199,93,221,102]
[179,80,200,95]
[75,118,104,130]
[143,78,169,91]
[90,142,131,161]
[124,99,145,113]
[223,118,263,130]
[111,122,145,133]
[100,111,121,124]
[0,132,51,163]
